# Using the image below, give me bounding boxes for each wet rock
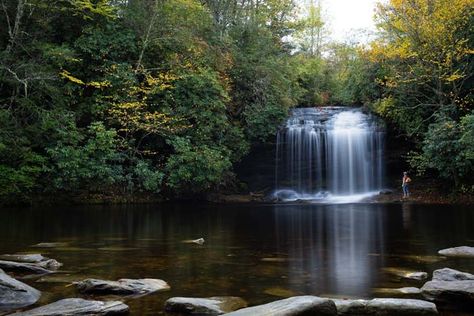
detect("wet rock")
[0,268,41,312]
[432,268,474,281]
[0,254,47,263]
[75,278,170,295]
[224,296,337,316]
[0,254,61,271]
[333,298,437,315]
[0,260,52,274]
[421,280,474,310]
[438,246,474,258]
[9,298,129,315]
[36,259,62,270]
[165,296,247,315]
[379,189,394,195]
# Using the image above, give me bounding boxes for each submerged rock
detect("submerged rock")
[182,238,205,245]
[224,296,337,316]
[10,298,129,315]
[373,287,422,296]
[165,296,247,315]
[432,268,474,281]
[421,280,474,310]
[405,272,429,281]
[0,268,41,312]
[334,298,437,315]
[75,278,170,295]
[36,259,62,270]
[31,242,69,248]
[0,260,52,274]
[438,246,474,258]
[383,267,428,280]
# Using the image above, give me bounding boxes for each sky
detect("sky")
[320,0,380,42]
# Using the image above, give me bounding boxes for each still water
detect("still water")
[1,202,473,315]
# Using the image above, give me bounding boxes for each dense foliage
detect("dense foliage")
[1,0,472,203]
[364,0,474,189]
[0,0,305,203]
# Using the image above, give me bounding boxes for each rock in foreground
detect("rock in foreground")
[165,296,247,315]
[75,278,170,295]
[438,246,474,258]
[432,268,474,281]
[0,268,41,312]
[334,298,437,315]
[10,298,129,315]
[421,280,474,310]
[224,296,337,316]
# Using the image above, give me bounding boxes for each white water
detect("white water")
[274,107,384,202]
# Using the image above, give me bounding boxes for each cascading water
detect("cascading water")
[274,107,384,202]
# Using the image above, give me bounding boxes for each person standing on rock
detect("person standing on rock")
[402,171,411,198]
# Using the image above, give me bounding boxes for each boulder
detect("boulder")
[9,298,129,315]
[421,280,474,310]
[333,298,437,315]
[224,296,337,316]
[432,268,474,281]
[165,296,247,315]
[75,278,170,295]
[0,268,41,312]
[379,189,394,195]
[0,260,52,274]
[438,246,474,258]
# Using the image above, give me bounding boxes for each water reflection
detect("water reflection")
[0,203,473,315]
[275,204,385,297]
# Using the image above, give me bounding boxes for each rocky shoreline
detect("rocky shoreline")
[1,244,473,315]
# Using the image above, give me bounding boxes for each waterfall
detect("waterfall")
[274,107,384,202]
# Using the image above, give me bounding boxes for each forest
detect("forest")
[0,0,473,204]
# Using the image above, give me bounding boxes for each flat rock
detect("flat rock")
[438,246,474,258]
[75,278,170,295]
[0,254,47,263]
[432,268,474,281]
[9,298,129,315]
[334,298,437,315]
[0,268,41,312]
[0,260,52,274]
[165,296,247,315]
[224,296,337,316]
[421,280,474,309]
